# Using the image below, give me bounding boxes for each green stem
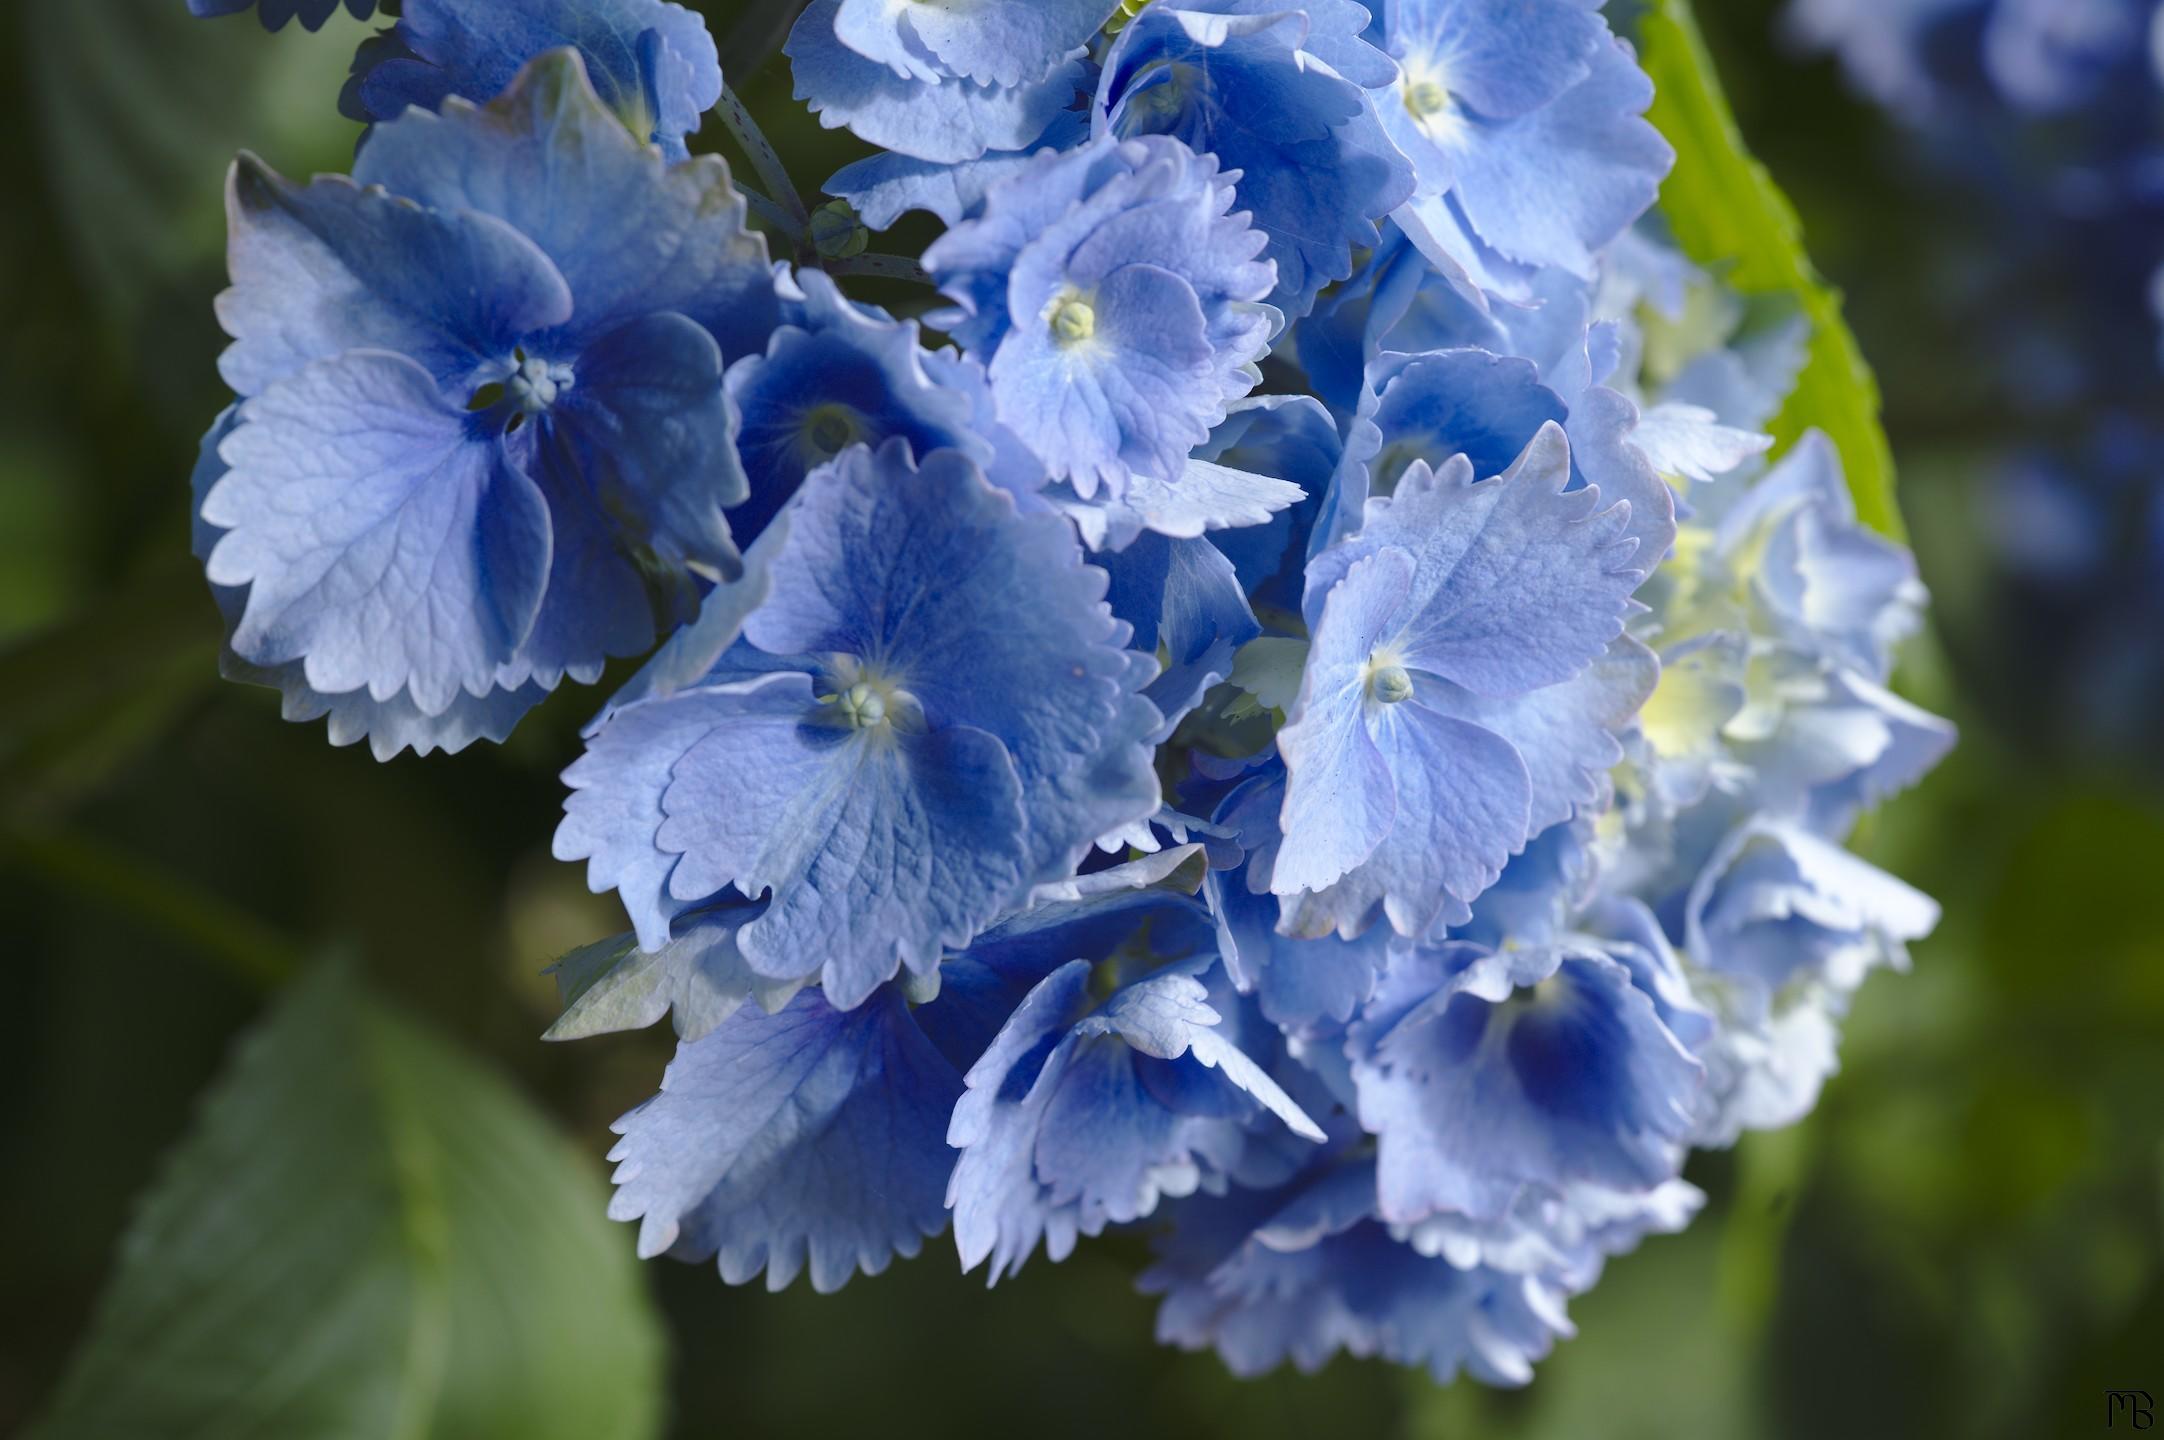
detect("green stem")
[715,84,807,235]
[736,183,797,237]
[6,827,303,992]
[824,252,933,285]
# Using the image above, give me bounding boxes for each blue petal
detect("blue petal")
[651,673,1031,1009]
[1099,532,1261,739]
[1142,1159,1578,1384]
[1418,637,1659,837]
[607,987,961,1291]
[1309,424,1643,696]
[1350,943,1703,1223]
[1100,0,1416,318]
[1208,770,1394,1029]
[353,50,777,362]
[190,0,371,31]
[1273,549,1412,897]
[1196,395,1342,607]
[194,406,556,757]
[823,110,1091,229]
[553,309,743,572]
[215,155,574,399]
[947,962,1318,1281]
[353,0,722,158]
[789,0,1091,164]
[920,847,1218,1071]
[743,443,1162,888]
[1450,35,1673,276]
[835,0,1110,89]
[724,267,987,545]
[203,351,551,716]
[1290,689,1534,940]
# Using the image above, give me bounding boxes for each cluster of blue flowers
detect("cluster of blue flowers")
[189,0,1951,1384]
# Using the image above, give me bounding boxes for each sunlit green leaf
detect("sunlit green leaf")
[31,965,666,1440]
[1641,0,1904,540]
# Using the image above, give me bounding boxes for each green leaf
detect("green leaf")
[544,926,804,1044]
[32,966,666,1440]
[1640,0,1905,541]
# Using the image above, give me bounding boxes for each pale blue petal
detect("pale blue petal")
[215,155,574,398]
[654,673,1030,1009]
[607,988,961,1291]
[203,351,551,716]
[353,51,777,362]
[789,0,1091,164]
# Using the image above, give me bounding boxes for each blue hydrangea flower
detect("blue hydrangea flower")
[787,0,1097,165]
[556,441,1164,1011]
[344,0,723,160]
[948,958,1323,1281]
[196,51,775,756]
[1786,0,2154,117]
[1321,339,1682,576]
[923,133,1282,505]
[1394,1172,1705,1284]
[1205,761,1397,1030]
[1099,533,1262,740]
[1681,821,1940,1144]
[607,983,963,1292]
[596,848,1226,1293]
[1348,941,1703,1225]
[724,266,992,545]
[188,0,371,29]
[1373,0,1672,278]
[1275,429,1655,939]
[825,110,1093,230]
[1142,1159,1579,1383]
[1194,396,1343,615]
[1096,0,1416,319]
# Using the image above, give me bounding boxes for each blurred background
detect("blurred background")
[2,2,2159,1436]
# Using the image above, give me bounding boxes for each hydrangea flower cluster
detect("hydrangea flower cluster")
[189,0,1951,1386]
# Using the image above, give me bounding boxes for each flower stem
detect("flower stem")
[825,253,934,286]
[715,84,808,235]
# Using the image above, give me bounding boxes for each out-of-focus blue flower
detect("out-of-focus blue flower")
[1275,429,1655,939]
[787,0,1099,165]
[1096,0,1417,319]
[724,266,991,545]
[948,958,1323,1282]
[924,133,1282,507]
[1681,821,1939,1144]
[345,0,723,160]
[557,441,1164,1011]
[188,0,371,30]
[196,52,774,757]
[1373,0,1673,280]
[1786,0,2158,118]
[1348,941,1703,1224]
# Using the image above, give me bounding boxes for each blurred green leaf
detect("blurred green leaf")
[0,554,222,826]
[31,965,666,1440]
[1641,0,1904,540]
[21,3,366,331]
